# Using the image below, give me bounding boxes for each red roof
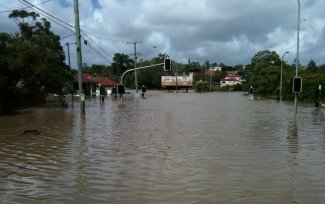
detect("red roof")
[221,78,239,82]
[82,74,97,82]
[93,76,117,86]
[75,74,117,86]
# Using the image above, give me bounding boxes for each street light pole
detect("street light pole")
[280,51,289,102]
[294,0,300,119]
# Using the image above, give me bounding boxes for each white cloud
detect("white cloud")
[1,0,325,67]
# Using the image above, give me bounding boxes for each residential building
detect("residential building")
[220,72,243,87]
[74,74,117,96]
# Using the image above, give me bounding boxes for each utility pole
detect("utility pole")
[294,0,300,120]
[73,0,85,114]
[280,51,289,102]
[65,42,76,71]
[66,43,71,70]
[127,41,142,95]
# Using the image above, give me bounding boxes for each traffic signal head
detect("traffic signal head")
[164,58,172,71]
[117,84,125,94]
[141,85,146,93]
[292,77,302,93]
[249,86,254,94]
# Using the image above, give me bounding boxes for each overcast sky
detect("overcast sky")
[1,0,325,68]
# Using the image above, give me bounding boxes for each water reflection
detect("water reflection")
[0,92,325,203]
[288,121,299,154]
[287,121,299,204]
[0,108,75,202]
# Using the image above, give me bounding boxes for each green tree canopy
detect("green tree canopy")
[251,50,281,68]
[0,10,71,114]
[111,53,134,79]
[307,58,317,74]
[248,50,282,95]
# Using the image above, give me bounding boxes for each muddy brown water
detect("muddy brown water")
[0,91,324,203]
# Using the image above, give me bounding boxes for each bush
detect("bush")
[195,80,209,92]
[214,85,232,92]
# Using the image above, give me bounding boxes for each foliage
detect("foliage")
[245,49,325,103]
[306,58,317,74]
[82,64,110,76]
[195,80,209,92]
[214,85,231,92]
[0,10,71,113]
[251,50,281,68]
[137,53,168,89]
[111,53,134,80]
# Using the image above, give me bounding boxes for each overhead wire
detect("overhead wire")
[80,30,113,60]
[0,0,51,14]
[16,0,113,65]
[19,0,75,30]
[16,0,75,34]
[78,1,114,60]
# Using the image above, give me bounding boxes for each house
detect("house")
[91,75,117,95]
[220,72,243,87]
[74,74,117,96]
[209,67,222,71]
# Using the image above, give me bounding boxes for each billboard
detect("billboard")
[161,73,193,87]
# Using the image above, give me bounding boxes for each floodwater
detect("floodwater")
[0,91,324,203]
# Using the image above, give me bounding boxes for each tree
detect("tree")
[249,50,281,95]
[137,53,167,89]
[204,60,210,69]
[111,53,134,80]
[83,64,109,76]
[195,80,208,92]
[307,58,317,74]
[251,50,281,68]
[0,10,71,114]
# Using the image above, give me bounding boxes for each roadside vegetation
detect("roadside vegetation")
[0,10,72,114]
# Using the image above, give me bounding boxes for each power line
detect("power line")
[0,0,51,14]
[16,0,113,64]
[80,30,113,60]
[16,0,75,33]
[18,0,75,29]
[89,46,112,64]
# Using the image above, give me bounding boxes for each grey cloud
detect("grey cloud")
[1,0,325,67]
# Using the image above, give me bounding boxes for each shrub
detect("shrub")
[195,80,209,92]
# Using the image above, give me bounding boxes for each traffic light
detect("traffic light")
[117,84,125,94]
[141,85,146,93]
[164,58,172,71]
[292,77,302,93]
[249,86,254,95]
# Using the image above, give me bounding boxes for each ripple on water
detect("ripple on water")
[0,93,325,203]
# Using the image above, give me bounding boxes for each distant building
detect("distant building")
[209,67,222,71]
[74,74,117,96]
[220,72,243,87]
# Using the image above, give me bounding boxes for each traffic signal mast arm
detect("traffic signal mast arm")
[120,63,164,84]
